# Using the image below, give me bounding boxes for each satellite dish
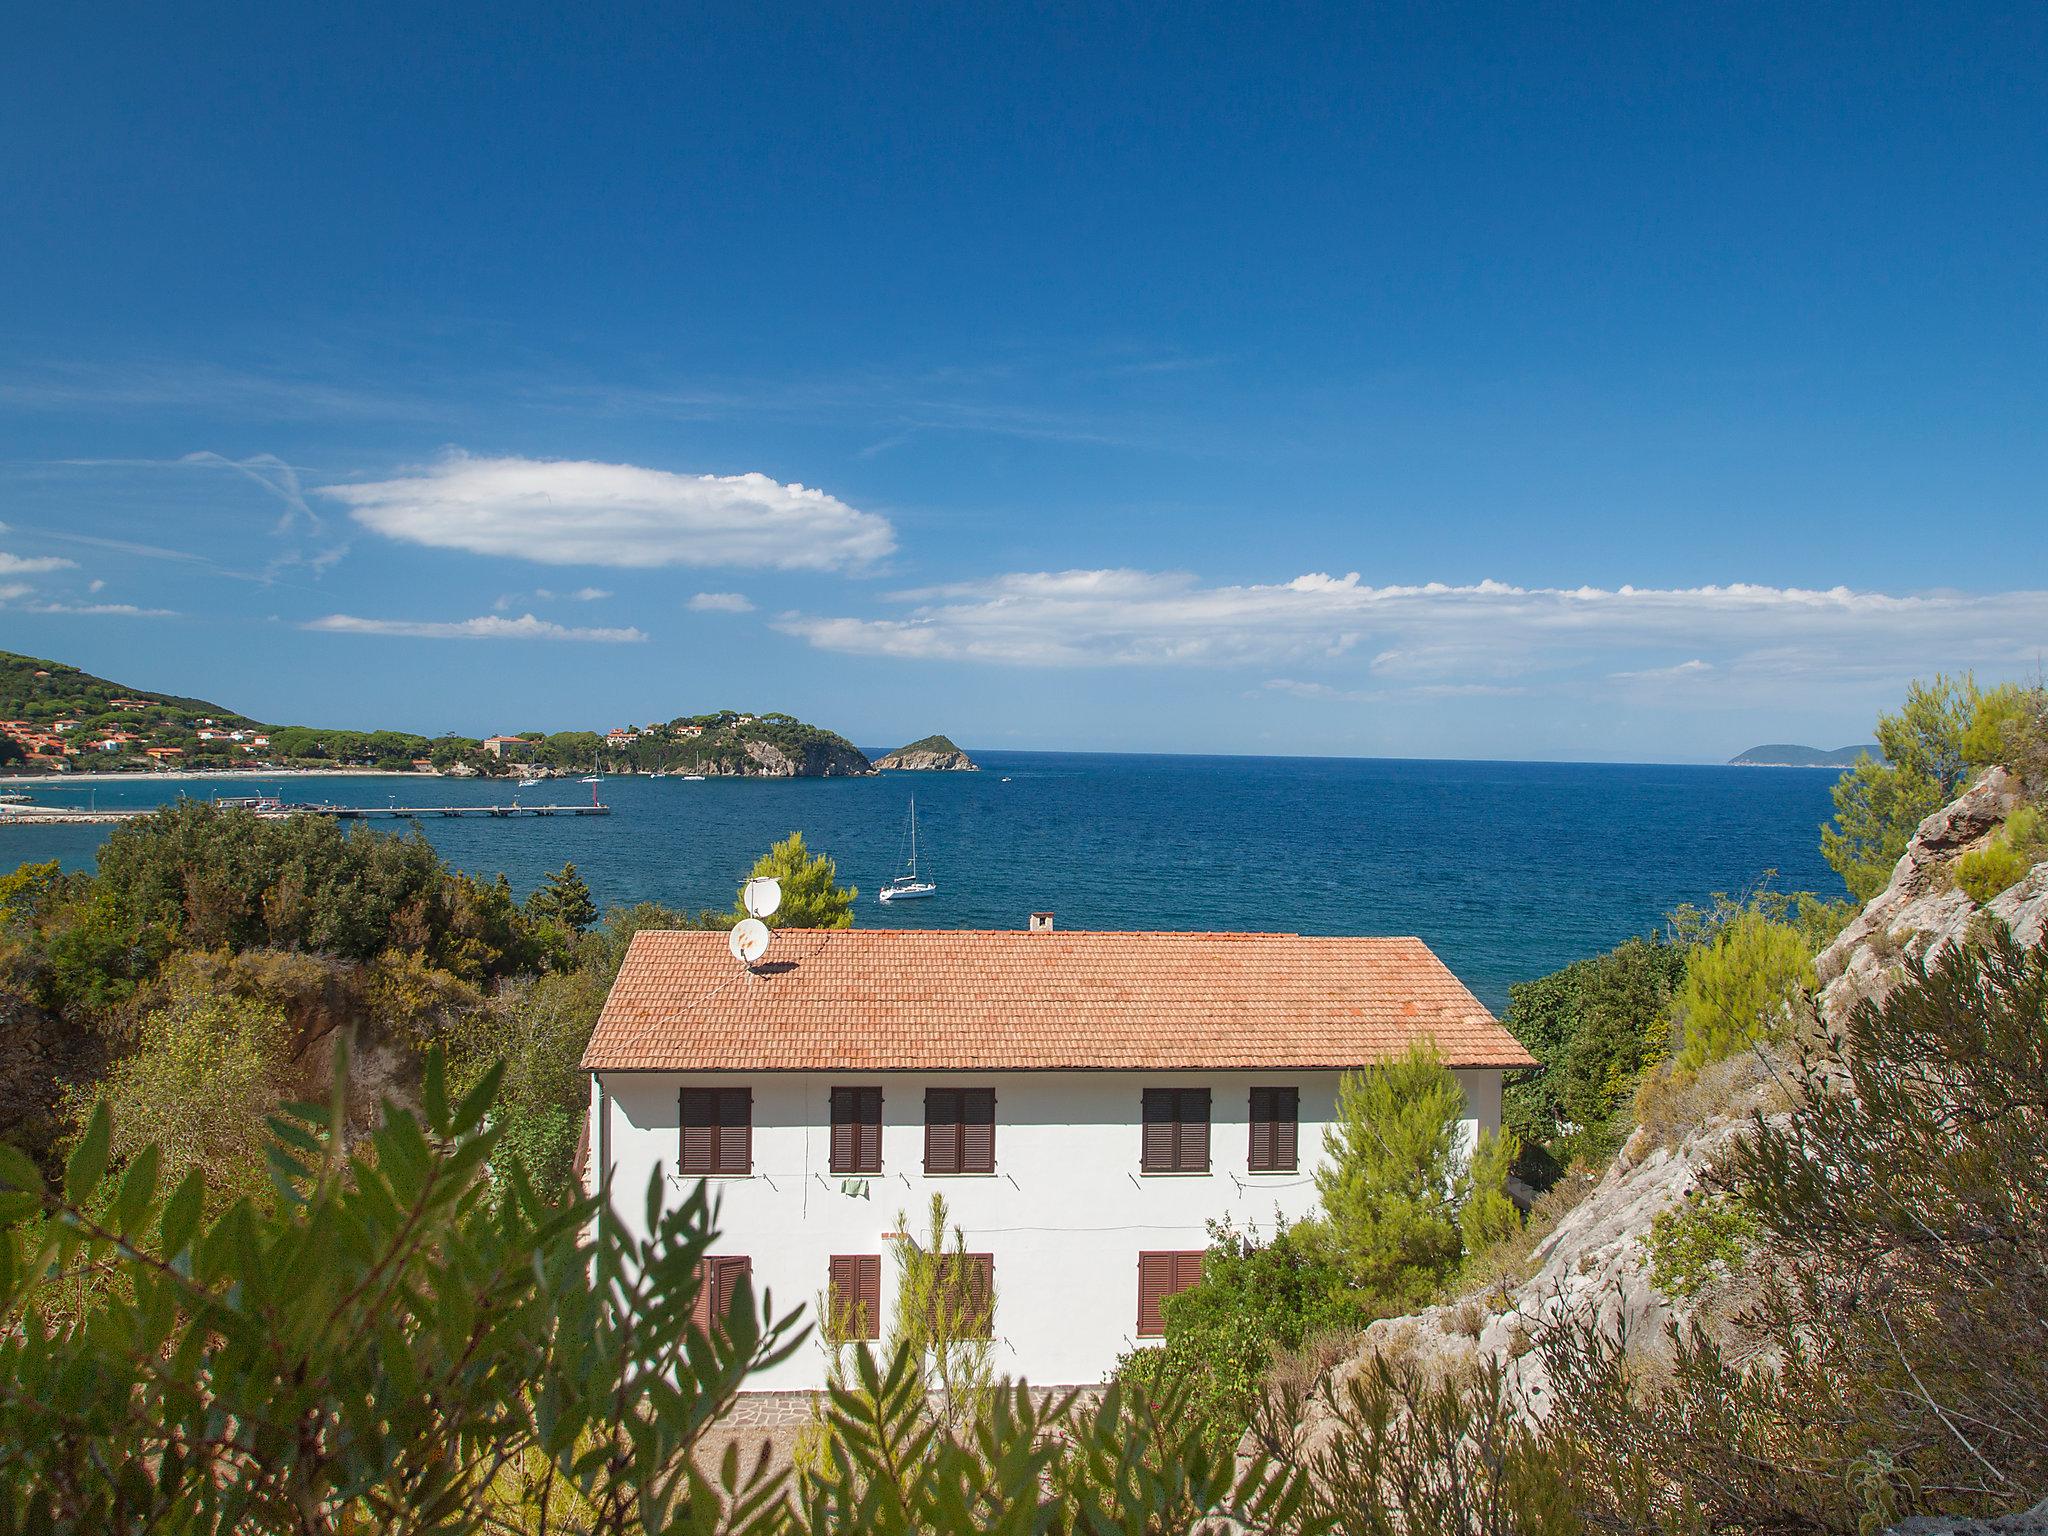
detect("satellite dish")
[742,876,783,919]
[729,917,772,967]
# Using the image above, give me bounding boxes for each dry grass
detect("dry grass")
[1632,1045,1796,1153]
[1262,1326,1365,1401]
[1453,1163,1601,1304]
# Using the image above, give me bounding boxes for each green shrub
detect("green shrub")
[1457,1127,1524,1261]
[1502,937,1688,1165]
[1645,1191,1761,1301]
[1955,804,2043,904]
[1671,909,1815,1071]
[1113,1216,1359,1454]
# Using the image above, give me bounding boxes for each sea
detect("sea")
[3,753,1846,1013]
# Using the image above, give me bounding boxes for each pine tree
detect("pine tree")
[1315,1042,1468,1311]
[526,861,597,932]
[1822,675,1979,900]
[731,832,856,929]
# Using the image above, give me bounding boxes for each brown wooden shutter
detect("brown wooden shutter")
[829,1088,857,1173]
[691,1259,713,1333]
[714,1088,751,1175]
[1174,1252,1204,1292]
[1179,1089,1210,1172]
[1248,1087,1274,1171]
[680,1088,714,1174]
[856,1253,880,1338]
[960,1089,995,1173]
[1141,1088,1176,1172]
[962,1253,994,1338]
[1272,1087,1298,1171]
[857,1088,882,1173]
[1137,1252,1172,1336]
[925,1088,961,1174]
[714,1255,751,1322]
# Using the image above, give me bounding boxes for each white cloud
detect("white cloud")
[776,570,2048,694]
[1611,658,1714,681]
[22,600,176,617]
[302,611,647,642]
[568,586,612,601]
[0,551,78,575]
[322,451,895,572]
[0,583,32,602]
[689,591,756,613]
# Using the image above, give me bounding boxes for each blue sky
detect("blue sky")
[2,3,2043,760]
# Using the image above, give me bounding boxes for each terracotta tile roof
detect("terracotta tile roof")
[583,929,1535,1073]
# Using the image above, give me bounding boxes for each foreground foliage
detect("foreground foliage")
[0,1050,1315,1533]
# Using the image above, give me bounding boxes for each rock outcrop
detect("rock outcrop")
[1816,766,2045,1029]
[694,737,874,778]
[1293,767,2047,1456]
[873,735,978,771]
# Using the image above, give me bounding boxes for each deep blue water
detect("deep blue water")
[3,753,1845,1012]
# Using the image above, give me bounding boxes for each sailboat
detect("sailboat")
[878,796,938,902]
[579,757,602,785]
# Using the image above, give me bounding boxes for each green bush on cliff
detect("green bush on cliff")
[1955,804,2044,904]
[1669,907,1816,1071]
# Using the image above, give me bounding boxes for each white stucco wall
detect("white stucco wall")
[590,1067,1503,1390]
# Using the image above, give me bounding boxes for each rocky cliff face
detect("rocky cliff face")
[1292,768,2048,1455]
[873,735,977,771]
[695,737,874,778]
[1816,766,2046,1029]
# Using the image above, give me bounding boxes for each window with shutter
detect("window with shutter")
[693,1255,752,1335]
[831,1086,883,1174]
[1140,1087,1211,1173]
[828,1254,882,1341]
[1136,1250,1206,1336]
[925,1087,995,1174]
[935,1252,994,1339]
[681,1087,752,1175]
[1248,1086,1300,1172]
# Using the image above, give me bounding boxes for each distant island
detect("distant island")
[1728,742,1883,768]
[873,734,978,771]
[0,649,873,779]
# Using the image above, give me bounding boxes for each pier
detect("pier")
[302,802,611,819]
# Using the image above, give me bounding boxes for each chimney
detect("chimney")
[1029,911,1055,934]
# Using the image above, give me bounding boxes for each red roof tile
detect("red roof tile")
[583,929,1534,1073]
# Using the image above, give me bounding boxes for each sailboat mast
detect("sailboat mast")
[907,797,918,877]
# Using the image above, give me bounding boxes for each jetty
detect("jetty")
[302,802,610,819]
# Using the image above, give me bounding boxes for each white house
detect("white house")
[581,920,1533,1392]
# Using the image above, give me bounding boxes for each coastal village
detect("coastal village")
[0,650,965,781]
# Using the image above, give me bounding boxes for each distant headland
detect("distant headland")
[0,648,890,780]
[1728,743,1883,768]
[872,734,978,771]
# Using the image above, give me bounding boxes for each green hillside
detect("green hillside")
[1729,742,1883,767]
[0,650,258,728]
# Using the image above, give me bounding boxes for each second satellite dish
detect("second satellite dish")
[742,877,783,919]
[729,917,772,967]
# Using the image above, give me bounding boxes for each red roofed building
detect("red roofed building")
[583,920,1531,1390]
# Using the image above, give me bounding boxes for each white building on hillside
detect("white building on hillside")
[581,920,1532,1391]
